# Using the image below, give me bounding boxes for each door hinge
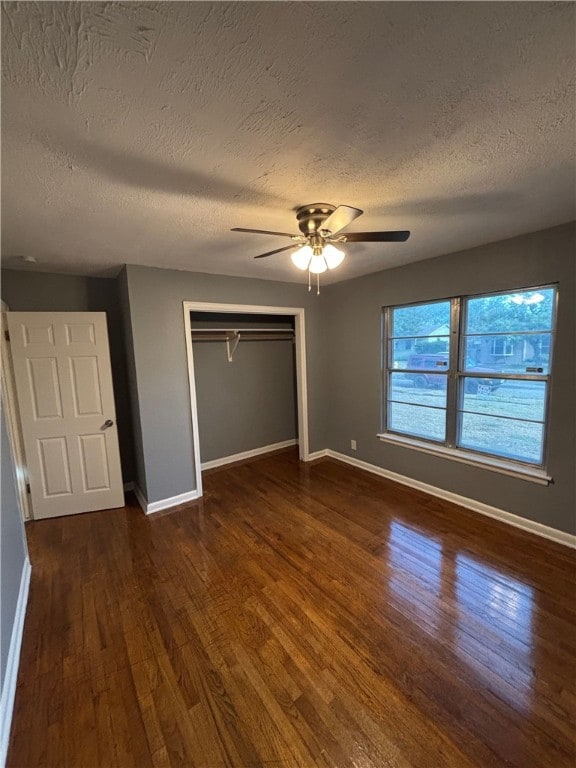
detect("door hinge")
[4,330,9,342]
[26,483,31,494]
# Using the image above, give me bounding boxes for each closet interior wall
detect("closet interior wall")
[191,312,298,465]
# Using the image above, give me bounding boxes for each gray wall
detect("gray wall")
[1,270,135,483]
[122,265,327,504]
[192,314,297,463]
[322,222,576,535]
[1,404,28,691]
[117,268,148,498]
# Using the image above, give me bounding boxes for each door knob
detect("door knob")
[103,419,114,428]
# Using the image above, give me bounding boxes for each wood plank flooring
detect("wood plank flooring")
[7,449,576,767]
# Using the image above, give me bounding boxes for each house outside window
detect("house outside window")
[382,286,557,471]
[491,337,514,356]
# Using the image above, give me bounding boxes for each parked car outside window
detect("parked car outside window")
[405,353,501,393]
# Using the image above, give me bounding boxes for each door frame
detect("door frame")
[182,301,309,498]
[1,303,32,520]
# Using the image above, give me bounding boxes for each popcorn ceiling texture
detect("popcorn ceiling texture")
[1,1,574,282]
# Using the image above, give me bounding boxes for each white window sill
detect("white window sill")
[376,433,552,486]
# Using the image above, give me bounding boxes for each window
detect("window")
[382,286,557,472]
[491,337,514,356]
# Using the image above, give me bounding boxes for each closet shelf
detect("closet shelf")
[191,328,294,341]
[191,328,294,362]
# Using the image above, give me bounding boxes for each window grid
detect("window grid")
[382,285,557,469]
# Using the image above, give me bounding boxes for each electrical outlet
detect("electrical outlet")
[350,439,357,451]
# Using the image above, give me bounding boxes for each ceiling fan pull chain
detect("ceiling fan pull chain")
[308,270,311,292]
[317,272,320,295]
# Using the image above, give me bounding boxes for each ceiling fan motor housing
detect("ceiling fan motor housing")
[296,204,336,236]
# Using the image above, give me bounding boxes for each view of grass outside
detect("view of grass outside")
[388,379,546,463]
[385,287,555,466]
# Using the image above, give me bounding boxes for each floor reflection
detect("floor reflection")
[455,554,534,710]
[387,521,535,710]
[388,521,443,635]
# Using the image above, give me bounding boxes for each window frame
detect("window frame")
[380,284,558,478]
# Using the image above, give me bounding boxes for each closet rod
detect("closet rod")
[191,329,294,341]
[191,328,294,362]
[191,327,294,334]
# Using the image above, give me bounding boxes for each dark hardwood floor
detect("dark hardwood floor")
[7,449,576,767]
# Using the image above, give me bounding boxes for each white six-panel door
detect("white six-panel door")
[7,312,124,519]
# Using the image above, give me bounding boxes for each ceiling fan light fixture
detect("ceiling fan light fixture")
[323,243,345,269]
[232,203,410,293]
[291,245,313,270]
[309,254,327,274]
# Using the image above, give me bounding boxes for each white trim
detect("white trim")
[146,490,201,515]
[325,450,576,549]
[1,310,32,521]
[377,432,552,485]
[182,303,204,499]
[0,557,31,768]
[201,439,297,470]
[306,449,330,461]
[182,301,310,498]
[133,485,201,515]
[133,485,148,513]
[293,310,310,460]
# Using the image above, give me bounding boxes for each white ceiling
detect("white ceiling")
[2,2,575,284]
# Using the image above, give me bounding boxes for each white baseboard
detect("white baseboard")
[325,450,576,549]
[0,557,31,768]
[201,439,297,471]
[135,440,298,514]
[134,484,201,515]
[133,485,148,513]
[306,449,329,461]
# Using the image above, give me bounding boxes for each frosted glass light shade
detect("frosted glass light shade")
[309,254,327,274]
[323,244,345,269]
[291,246,312,270]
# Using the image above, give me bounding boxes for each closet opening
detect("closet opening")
[182,302,309,497]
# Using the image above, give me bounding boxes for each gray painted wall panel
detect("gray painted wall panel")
[124,265,326,504]
[1,270,135,483]
[193,335,297,463]
[1,405,28,691]
[117,268,148,497]
[322,222,576,534]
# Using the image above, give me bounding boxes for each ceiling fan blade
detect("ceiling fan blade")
[320,205,363,235]
[254,245,298,259]
[344,231,411,242]
[231,227,296,238]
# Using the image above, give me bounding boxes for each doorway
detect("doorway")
[182,302,309,497]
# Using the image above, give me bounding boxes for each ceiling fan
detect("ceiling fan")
[231,203,410,292]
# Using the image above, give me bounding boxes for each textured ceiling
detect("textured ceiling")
[2,1,575,283]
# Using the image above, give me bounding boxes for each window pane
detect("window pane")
[460,380,546,422]
[388,402,446,442]
[463,333,551,375]
[390,343,449,370]
[465,288,555,334]
[457,375,501,395]
[389,372,447,407]
[391,301,450,338]
[458,412,544,464]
